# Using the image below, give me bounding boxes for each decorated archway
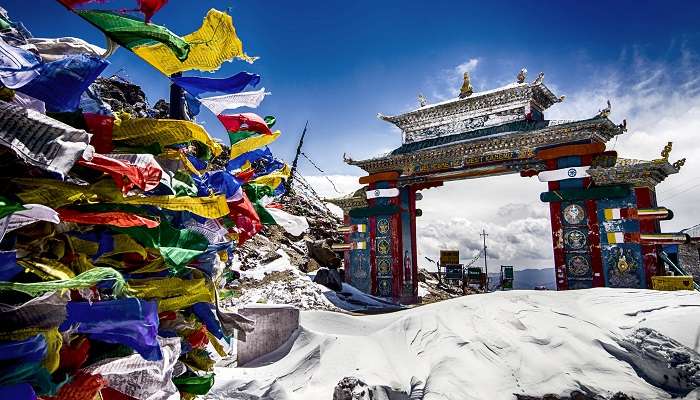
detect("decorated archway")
[328,70,687,304]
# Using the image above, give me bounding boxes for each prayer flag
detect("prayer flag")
[134,9,255,75]
[172,71,260,97]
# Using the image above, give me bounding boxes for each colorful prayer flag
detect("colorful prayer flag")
[133,9,255,75]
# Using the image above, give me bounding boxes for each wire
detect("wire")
[300,152,341,194]
[659,182,700,202]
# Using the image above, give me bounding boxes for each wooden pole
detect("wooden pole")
[286,120,308,195]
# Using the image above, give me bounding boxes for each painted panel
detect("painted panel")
[597,192,646,288]
[348,215,371,294]
[400,187,415,299]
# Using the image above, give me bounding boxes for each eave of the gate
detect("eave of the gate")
[345,116,624,179]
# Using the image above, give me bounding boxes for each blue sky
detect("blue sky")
[4,1,700,267]
[4,0,699,176]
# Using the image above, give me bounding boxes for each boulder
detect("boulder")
[301,257,321,273]
[333,377,372,400]
[306,239,341,268]
[314,267,343,292]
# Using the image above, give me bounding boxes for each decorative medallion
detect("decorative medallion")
[376,238,390,255]
[567,255,590,277]
[377,218,390,235]
[562,204,586,225]
[606,247,641,288]
[377,258,391,275]
[378,279,392,297]
[564,229,587,250]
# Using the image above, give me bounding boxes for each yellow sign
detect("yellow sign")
[440,250,459,265]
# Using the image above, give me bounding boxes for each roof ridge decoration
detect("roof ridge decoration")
[378,69,565,144]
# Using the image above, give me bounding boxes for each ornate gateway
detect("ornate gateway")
[328,68,687,303]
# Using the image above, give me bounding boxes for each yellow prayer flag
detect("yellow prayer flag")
[122,194,229,219]
[113,115,222,157]
[128,277,214,312]
[133,9,256,76]
[250,164,291,189]
[229,130,281,160]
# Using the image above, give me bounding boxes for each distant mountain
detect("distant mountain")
[488,268,556,290]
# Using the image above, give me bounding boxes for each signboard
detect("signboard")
[467,267,483,280]
[440,250,459,265]
[502,265,514,280]
[444,264,463,280]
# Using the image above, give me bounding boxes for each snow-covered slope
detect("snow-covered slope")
[206,288,700,400]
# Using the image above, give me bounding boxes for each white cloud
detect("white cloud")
[429,58,481,101]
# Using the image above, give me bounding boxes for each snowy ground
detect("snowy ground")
[207,288,700,400]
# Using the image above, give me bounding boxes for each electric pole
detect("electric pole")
[480,229,488,291]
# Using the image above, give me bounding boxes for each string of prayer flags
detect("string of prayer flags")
[133,9,256,75]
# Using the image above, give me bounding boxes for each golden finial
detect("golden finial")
[517,68,527,84]
[673,158,686,170]
[660,141,673,161]
[459,72,473,98]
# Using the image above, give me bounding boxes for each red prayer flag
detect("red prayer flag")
[217,113,272,136]
[84,113,115,154]
[78,153,162,193]
[138,0,168,23]
[58,209,160,228]
[227,191,262,244]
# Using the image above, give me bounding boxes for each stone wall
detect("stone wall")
[678,243,700,282]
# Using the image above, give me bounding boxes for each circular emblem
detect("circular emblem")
[567,168,577,178]
[567,255,590,277]
[373,189,381,197]
[377,238,390,254]
[377,219,390,235]
[564,230,587,250]
[377,258,391,274]
[563,204,586,225]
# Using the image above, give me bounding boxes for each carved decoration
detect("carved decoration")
[418,93,427,107]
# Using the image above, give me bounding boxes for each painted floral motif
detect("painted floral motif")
[564,229,587,250]
[377,258,391,275]
[377,218,390,235]
[377,238,390,254]
[567,255,590,277]
[563,204,586,225]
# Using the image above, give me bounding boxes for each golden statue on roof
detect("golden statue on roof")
[459,72,473,98]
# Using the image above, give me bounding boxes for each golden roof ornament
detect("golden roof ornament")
[517,68,527,84]
[673,158,686,170]
[459,72,473,99]
[660,141,672,161]
[418,93,427,107]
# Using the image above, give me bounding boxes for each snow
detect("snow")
[206,288,700,400]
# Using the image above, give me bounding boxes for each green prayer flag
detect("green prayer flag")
[173,374,215,395]
[76,10,190,61]
[243,184,276,225]
[227,130,257,145]
[0,196,25,219]
[117,220,209,268]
